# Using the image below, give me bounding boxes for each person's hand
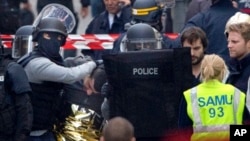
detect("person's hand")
[101,82,113,98]
[119,0,131,6]
[81,7,89,18]
[20,2,31,10]
[83,75,98,95]
[232,0,238,8]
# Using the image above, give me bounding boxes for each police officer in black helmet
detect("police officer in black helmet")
[112,0,177,53]
[18,16,97,141]
[89,23,163,121]
[0,25,33,141]
[121,23,161,52]
[131,0,163,31]
[12,25,34,60]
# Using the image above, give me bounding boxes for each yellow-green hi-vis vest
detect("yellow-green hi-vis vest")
[184,80,245,141]
[246,77,250,114]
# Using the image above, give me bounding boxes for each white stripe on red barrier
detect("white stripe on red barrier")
[1,34,178,50]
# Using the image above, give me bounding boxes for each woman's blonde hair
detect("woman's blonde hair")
[200,54,228,82]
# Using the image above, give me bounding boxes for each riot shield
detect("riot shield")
[102,48,193,140]
[33,3,76,33]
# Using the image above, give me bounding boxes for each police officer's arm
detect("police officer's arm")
[8,63,33,141]
[25,57,97,84]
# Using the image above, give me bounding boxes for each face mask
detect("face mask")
[38,33,63,57]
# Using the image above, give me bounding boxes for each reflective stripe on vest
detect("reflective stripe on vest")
[190,87,241,133]
[246,77,250,112]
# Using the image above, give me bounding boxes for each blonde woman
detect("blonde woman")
[183,54,245,141]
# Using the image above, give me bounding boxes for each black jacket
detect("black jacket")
[0,55,32,141]
[84,6,132,60]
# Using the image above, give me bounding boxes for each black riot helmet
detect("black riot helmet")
[32,17,68,46]
[12,25,35,59]
[131,0,162,30]
[122,23,161,52]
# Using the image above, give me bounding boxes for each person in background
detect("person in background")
[181,0,239,63]
[0,0,33,34]
[83,0,132,60]
[185,0,211,22]
[112,0,176,54]
[181,26,208,82]
[225,11,250,94]
[80,0,105,18]
[178,26,208,129]
[233,0,250,15]
[80,0,133,18]
[100,116,136,141]
[224,12,250,122]
[0,25,33,141]
[183,54,245,141]
[17,17,97,141]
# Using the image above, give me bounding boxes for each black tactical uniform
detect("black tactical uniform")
[0,54,33,141]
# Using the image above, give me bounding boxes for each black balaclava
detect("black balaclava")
[37,32,65,59]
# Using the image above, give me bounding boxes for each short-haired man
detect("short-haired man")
[178,26,208,129]
[100,117,136,141]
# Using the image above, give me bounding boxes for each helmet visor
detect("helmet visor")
[33,3,76,33]
[12,35,34,59]
[126,39,159,51]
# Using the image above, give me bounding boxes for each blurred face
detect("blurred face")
[43,32,64,41]
[135,43,156,50]
[103,0,121,14]
[183,39,205,65]
[227,31,250,60]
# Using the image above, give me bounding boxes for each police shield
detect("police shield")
[102,48,193,139]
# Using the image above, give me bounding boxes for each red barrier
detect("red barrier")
[0,33,179,50]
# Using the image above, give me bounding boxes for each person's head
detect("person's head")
[122,23,161,52]
[12,25,35,59]
[181,26,208,66]
[103,0,124,14]
[84,64,107,95]
[32,17,68,58]
[200,54,228,82]
[131,0,163,31]
[225,12,250,60]
[100,116,135,141]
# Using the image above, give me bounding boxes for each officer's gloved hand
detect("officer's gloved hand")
[101,82,113,98]
[94,59,103,66]
[64,54,94,66]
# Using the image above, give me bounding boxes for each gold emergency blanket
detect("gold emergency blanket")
[54,104,104,141]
